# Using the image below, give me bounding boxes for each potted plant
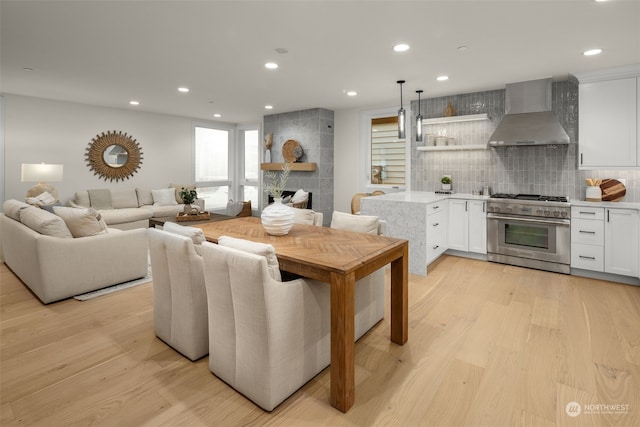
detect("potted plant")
[179,187,198,215]
[441,176,452,191]
[261,162,295,235]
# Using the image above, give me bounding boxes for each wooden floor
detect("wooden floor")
[1,255,639,426]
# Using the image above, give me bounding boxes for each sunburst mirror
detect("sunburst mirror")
[85,131,143,182]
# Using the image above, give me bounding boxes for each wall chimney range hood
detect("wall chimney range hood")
[488,78,570,147]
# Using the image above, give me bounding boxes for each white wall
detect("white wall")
[333,107,363,213]
[3,95,203,204]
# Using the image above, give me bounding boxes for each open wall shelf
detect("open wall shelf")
[260,162,317,171]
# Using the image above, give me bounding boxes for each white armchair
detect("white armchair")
[330,211,386,340]
[147,224,208,361]
[200,241,331,411]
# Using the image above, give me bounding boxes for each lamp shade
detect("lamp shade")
[21,163,64,183]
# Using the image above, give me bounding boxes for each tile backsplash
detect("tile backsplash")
[411,81,640,202]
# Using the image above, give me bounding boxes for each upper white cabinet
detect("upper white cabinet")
[448,199,487,254]
[572,65,640,169]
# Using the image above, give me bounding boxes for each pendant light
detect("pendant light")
[416,90,423,142]
[397,80,406,139]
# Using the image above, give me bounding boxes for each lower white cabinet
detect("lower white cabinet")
[604,208,639,277]
[571,206,639,277]
[448,199,487,254]
[426,201,448,264]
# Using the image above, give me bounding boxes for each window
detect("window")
[361,107,409,189]
[193,122,260,212]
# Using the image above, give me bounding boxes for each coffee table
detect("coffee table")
[149,213,234,228]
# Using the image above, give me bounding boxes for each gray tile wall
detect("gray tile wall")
[410,81,640,202]
[263,108,334,224]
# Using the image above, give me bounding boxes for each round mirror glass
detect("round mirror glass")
[102,144,129,168]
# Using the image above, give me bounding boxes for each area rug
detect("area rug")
[73,264,152,301]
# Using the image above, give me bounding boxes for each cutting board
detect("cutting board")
[600,179,626,201]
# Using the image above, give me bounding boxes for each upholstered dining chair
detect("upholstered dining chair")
[147,223,208,361]
[330,211,386,339]
[200,239,331,411]
[291,208,323,226]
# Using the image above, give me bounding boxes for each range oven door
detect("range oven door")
[487,214,570,265]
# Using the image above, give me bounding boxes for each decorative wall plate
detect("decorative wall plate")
[86,131,143,182]
[282,139,303,162]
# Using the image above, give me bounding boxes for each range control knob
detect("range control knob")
[560,211,568,218]
[553,211,560,217]
[536,209,543,215]
[544,210,551,217]
[505,207,513,213]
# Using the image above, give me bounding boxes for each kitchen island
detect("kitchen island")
[361,191,488,276]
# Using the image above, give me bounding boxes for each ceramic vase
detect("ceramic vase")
[183,204,192,215]
[261,198,295,235]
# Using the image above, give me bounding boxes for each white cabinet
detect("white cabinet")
[448,199,487,254]
[572,65,640,169]
[604,208,640,277]
[426,201,448,264]
[571,206,639,277]
[571,207,605,271]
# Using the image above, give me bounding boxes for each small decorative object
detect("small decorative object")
[264,132,273,163]
[86,130,143,182]
[441,175,452,191]
[176,211,210,222]
[179,187,198,214]
[585,178,602,201]
[262,162,295,235]
[444,102,456,117]
[282,139,303,162]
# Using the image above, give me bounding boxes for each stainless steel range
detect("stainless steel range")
[487,194,571,274]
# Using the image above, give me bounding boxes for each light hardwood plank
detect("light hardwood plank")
[2,255,640,426]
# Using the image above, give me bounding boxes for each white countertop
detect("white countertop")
[570,199,640,210]
[363,191,489,204]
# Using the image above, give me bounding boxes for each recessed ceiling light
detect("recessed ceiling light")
[347,91,357,96]
[213,113,221,118]
[178,87,189,93]
[275,48,288,54]
[265,62,278,69]
[23,67,34,72]
[129,100,139,106]
[583,48,603,56]
[265,105,273,110]
[437,75,449,81]
[457,45,469,53]
[393,43,410,52]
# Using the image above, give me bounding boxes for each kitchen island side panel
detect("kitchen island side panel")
[361,197,427,276]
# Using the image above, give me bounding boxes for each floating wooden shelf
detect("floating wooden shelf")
[260,162,317,171]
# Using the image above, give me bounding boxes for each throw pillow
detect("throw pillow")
[170,183,196,204]
[291,189,308,203]
[88,189,113,210]
[110,189,138,209]
[25,191,57,206]
[40,201,62,213]
[3,199,31,221]
[19,206,73,238]
[152,188,178,206]
[218,236,282,282]
[330,211,379,235]
[53,206,108,238]
[226,199,245,216]
[163,222,206,245]
[136,188,154,206]
[292,208,316,225]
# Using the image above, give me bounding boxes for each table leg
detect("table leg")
[329,271,355,413]
[390,244,408,345]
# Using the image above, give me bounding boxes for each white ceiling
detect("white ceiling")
[2,0,639,124]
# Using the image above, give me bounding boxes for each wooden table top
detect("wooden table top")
[195,216,408,280]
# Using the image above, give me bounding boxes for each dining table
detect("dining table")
[195,216,408,412]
